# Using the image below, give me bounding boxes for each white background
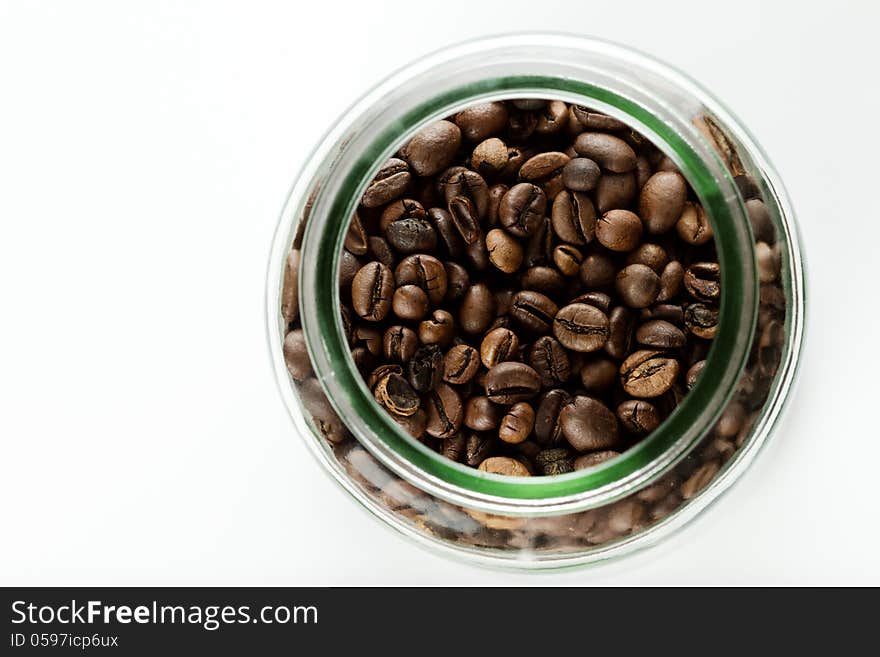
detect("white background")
[1,1,878,586]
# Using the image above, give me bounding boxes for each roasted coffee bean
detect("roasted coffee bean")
[553,244,584,277]
[487,183,507,226]
[464,237,490,271]
[562,157,601,192]
[455,102,508,141]
[579,357,617,392]
[641,303,685,326]
[344,212,369,255]
[520,266,566,298]
[684,303,719,339]
[399,120,462,176]
[680,460,720,499]
[639,171,687,234]
[443,344,480,384]
[620,350,680,398]
[684,262,721,302]
[560,396,619,452]
[367,236,396,269]
[351,261,394,321]
[553,303,609,352]
[299,378,348,444]
[499,402,536,444]
[459,283,495,334]
[392,408,427,439]
[392,284,429,320]
[595,171,637,214]
[419,309,455,346]
[447,195,481,245]
[386,217,437,254]
[579,252,616,289]
[574,133,637,172]
[524,216,553,267]
[478,456,531,477]
[500,147,528,180]
[472,138,509,178]
[572,106,626,131]
[374,372,420,416]
[427,207,464,258]
[636,319,686,348]
[466,432,495,467]
[425,382,463,439]
[676,202,714,245]
[686,359,706,389]
[464,395,503,431]
[380,198,426,232]
[616,264,661,309]
[350,346,375,372]
[281,249,300,323]
[535,100,568,135]
[283,329,312,381]
[596,210,643,252]
[510,290,559,334]
[529,336,571,387]
[480,327,520,368]
[519,151,570,199]
[409,344,443,392]
[383,325,418,363]
[362,158,411,208]
[657,260,684,301]
[499,183,546,237]
[484,362,542,404]
[353,325,382,356]
[534,389,570,447]
[756,242,780,283]
[338,249,361,288]
[635,155,653,189]
[552,190,596,245]
[440,167,489,217]
[535,447,574,475]
[508,109,538,141]
[486,228,524,273]
[746,198,775,243]
[395,254,448,304]
[571,291,612,314]
[368,363,403,390]
[574,450,620,470]
[617,399,661,434]
[443,261,470,301]
[625,243,668,273]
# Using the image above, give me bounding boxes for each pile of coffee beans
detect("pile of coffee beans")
[328,98,720,477]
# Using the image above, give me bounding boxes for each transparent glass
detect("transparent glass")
[266,34,805,568]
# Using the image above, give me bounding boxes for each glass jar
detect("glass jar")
[266,34,805,568]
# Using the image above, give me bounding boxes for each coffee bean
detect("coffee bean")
[534,389,570,447]
[499,183,546,237]
[400,120,462,176]
[338,249,361,288]
[579,252,616,288]
[427,207,464,258]
[596,210,643,252]
[562,157,601,192]
[466,432,496,467]
[380,198,426,232]
[486,228,524,273]
[392,408,427,439]
[560,396,619,451]
[374,372,420,416]
[535,447,574,475]
[454,102,508,141]
[472,138,509,178]
[464,237,490,271]
[351,261,394,321]
[281,249,300,323]
[574,133,637,172]
[459,283,495,334]
[480,327,520,368]
[616,264,661,309]
[684,303,719,339]
[441,433,467,462]
[535,100,568,135]
[362,158,411,208]
[524,217,553,267]
[353,325,382,356]
[478,456,531,476]
[425,382,463,438]
[636,319,686,348]
[641,303,685,327]
[657,260,684,301]
[499,402,536,444]
[447,195,481,245]
[368,363,403,390]
[553,244,583,277]
[519,151,570,199]
[299,378,348,444]
[756,242,780,282]
[419,309,455,346]
[529,336,571,387]
[510,290,558,334]
[746,198,775,243]
[676,202,713,245]
[617,399,661,434]
[283,329,312,381]
[521,266,566,298]
[386,217,437,253]
[484,362,542,404]
[620,350,680,398]
[639,171,687,234]
[579,357,617,392]
[394,254,448,304]
[680,460,720,499]
[383,325,418,363]
[367,236,395,269]
[443,261,469,301]
[571,291,612,314]
[443,344,480,384]
[573,450,620,470]
[686,359,706,389]
[553,303,609,352]
[572,106,626,131]
[409,344,443,392]
[551,190,596,246]
[464,395,502,431]
[625,243,668,273]
[344,211,369,255]
[684,262,721,302]
[508,109,538,141]
[440,167,489,218]
[392,284,429,320]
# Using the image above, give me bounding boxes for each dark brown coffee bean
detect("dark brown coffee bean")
[620,350,680,398]
[386,217,437,254]
[510,290,559,334]
[466,432,495,467]
[364,236,393,269]
[534,389,570,447]
[344,211,369,255]
[351,261,394,321]
[573,450,619,470]
[571,106,626,131]
[392,408,427,439]
[500,147,527,180]
[560,396,619,452]
[471,138,508,178]
[562,157,601,192]
[605,306,635,359]
[746,198,775,243]
[639,171,687,234]
[408,344,443,392]
[380,198,427,232]
[657,260,684,301]
[680,460,720,499]
[635,155,653,189]
[579,252,616,289]
[419,309,455,346]
[617,400,661,434]
[368,363,403,390]
[499,183,546,238]
[464,237,490,271]
[443,344,480,384]
[756,242,780,283]
[425,382,463,439]
[394,254,448,304]
[459,283,495,334]
[486,183,507,226]
[485,228,524,273]
[523,217,553,267]
[595,171,637,214]
[676,202,714,245]
[686,359,706,389]
[440,167,489,218]
[508,109,538,141]
[499,402,535,444]
[574,133,637,172]
[299,378,349,444]
[400,120,461,176]
[553,244,583,277]
[338,249,361,288]
[636,319,686,348]
[484,362,542,404]
[519,151,570,199]
[353,325,382,356]
[362,158,411,208]
[374,372,420,416]
[443,261,469,301]
[441,433,467,462]
[684,262,721,302]
[383,325,418,363]
[283,329,312,381]
[463,395,503,431]
[454,102,508,141]
[616,264,661,309]
[535,100,568,135]
[478,456,531,476]
[447,195,481,245]
[427,207,464,258]
[392,284,429,320]
[684,303,719,339]
[480,327,520,368]
[551,190,596,245]
[641,303,685,327]
[529,336,571,387]
[625,243,668,273]
[570,291,612,314]
[517,266,563,298]
[553,303,609,352]
[579,357,617,392]
[596,210,643,252]
[534,447,574,475]
[350,347,374,372]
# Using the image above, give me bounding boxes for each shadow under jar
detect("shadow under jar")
[267,34,805,568]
